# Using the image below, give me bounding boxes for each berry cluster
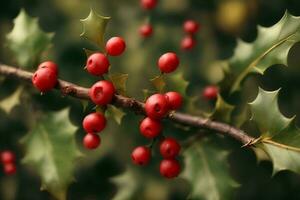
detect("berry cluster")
[32,61,58,92]
[181,20,200,51]
[0,150,16,175]
[131,52,182,179]
[83,36,126,149]
[139,0,157,38]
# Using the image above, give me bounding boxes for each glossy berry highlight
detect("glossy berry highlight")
[86,53,110,76]
[140,117,162,138]
[83,112,106,133]
[181,36,196,51]
[139,24,153,37]
[38,61,58,75]
[158,52,180,73]
[32,67,57,92]
[106,37,126,56]
[165,91,183,110]
[160,159,181,178]
[203,85,218,100]
[83,133,101,149]
[0,151,15,164]
[140,0,157,10]
[160,137,181,159]
[89,80,115,105]
[145,94,169,119]
[131,146,151,166]
[183,20,199,34]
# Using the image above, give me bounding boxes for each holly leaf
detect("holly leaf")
[21,108,82,200]
[6,9,53,68]
[250,88,300,174]
[210,95,234,123]
[80,9,110,48]
[167,71,189,95]
[182,139,238,200]
[249,88,293,137]
[0,87,23,114]
[106,105,126,125]
[222,11,300,93]
[150,75,166,93]
[109,73,128,96]
[111,168,141,200]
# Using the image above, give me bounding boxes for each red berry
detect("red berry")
[83,133,101,149]
[160,137,181,159]
[82,112,106,133]
[203,85,218,100]
[86,53,110,76]
[32,68,57,92]
[139,24,153,37]
[140,0,157,10]
[89,80,115,105]
[1,151,15,164]
[145,94,169,119]
[181,36,196,51]
[131,146,151,166]
[165,91,183,110]
[160,159,181,178]
[3,163,16,175]
[183,20,199,34]
[158,52,180,73]
[38,61,58,75]
[105,37,126,56]
[140,117,162,138]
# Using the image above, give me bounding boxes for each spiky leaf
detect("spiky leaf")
[109,73,128,96]
[80,9,110,48]
[182,139,238,200]
[6,9,53,68]
[210,95,234,123]
[21,108,81,200]
[0,87,23,114]
[223,12,300,92]
[250,88,300,174]
[150,75,166,93]
[106,105,126,125]
[167,71,189,95]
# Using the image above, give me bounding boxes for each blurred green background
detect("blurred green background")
[1,0,300,199]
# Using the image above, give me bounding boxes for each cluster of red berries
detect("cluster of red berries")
[181,20,200,51]
[82,37,126,149]
[139,0,157,38]
[131,52,182,178]
[32,61,58,92]
[0,150,16,175]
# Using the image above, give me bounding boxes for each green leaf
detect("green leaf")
[0,87,23,114]
[6,9,53,68]
[80,9,110,48]
[210,95,234,123]
[109,73,128,96]
[106,105,126,125]
[111,168,141,200]
[21,108,82,200]
[182,139,238,200]
[150,75,166,93]
[250,88,300,174]
[167,71,189,95]
[249,88,293,137]
[223,11,300,93]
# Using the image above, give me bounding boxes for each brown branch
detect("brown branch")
[0,63,255,145]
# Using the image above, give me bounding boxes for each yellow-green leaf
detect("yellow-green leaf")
[21,108,82,200]
[167,71,189,95]
[0,87,23,114]
[106,105,126,125]
[6,9,53,68]
[109,73,128,96]
[150,75,166,93]
[80,9,110,48]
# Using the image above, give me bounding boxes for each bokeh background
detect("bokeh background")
[1,0,300,199]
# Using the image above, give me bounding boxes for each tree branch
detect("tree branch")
[0,63,255,145]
